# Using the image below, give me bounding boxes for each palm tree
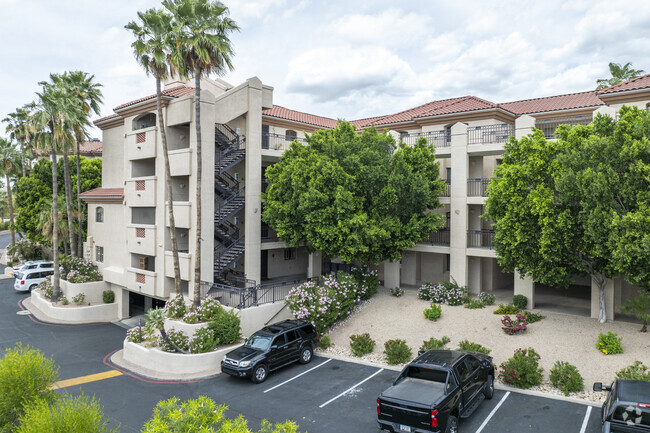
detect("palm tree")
[0,138,21,245]
[596,62,645,89]
[31,78,83,301]
[126,8,182,296]
[164,0,238,306]
[3,104,34,178]
[37,195,73,253]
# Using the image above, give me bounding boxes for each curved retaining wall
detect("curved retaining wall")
[30,289,119,323]
[60,280,109,304]
[164,319,207,338]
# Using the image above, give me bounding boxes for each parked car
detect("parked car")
[378,350,495,433]
[14,267,54,292]
[221,319,319,384]
[593,380,650,433]
[12,260,54,275]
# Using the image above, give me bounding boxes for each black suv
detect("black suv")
[593,380,650,433]
[221,319,319,384]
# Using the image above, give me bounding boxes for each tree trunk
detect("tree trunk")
[159,327,187,354]
[19,139,26,178]
[6,174,15,246]
[594,273,608,323]
[63,153,76,256]
[51,148,60,302]
[193,71,202,307]
[157,77,182,296]
[76,144,83,257]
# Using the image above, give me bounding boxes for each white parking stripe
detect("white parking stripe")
[319,368,385,408]
[579,406,592,433]
[475,391,510,433]
[263,359,332,393]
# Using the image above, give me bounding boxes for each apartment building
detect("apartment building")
[82,73,650,320]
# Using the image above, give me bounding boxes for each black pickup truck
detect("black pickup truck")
[593,380,650,433]
[377,350,494,433]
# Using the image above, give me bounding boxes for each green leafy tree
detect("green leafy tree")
[621,289,650,332]
[0,137,22,245]
[126,7,182,296]
[164,0,239,306]
[263,121,445,264]
[596,62,645,89]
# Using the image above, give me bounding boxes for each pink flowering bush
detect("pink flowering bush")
[285,271,371,333]
[60,256,102,283]
[7,238,49,262]
[501,314,528,335]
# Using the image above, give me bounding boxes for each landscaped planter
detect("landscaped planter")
[122,339,238,376]
[60,279,109,304]
[30,289,118,323]
[164,318,208,339]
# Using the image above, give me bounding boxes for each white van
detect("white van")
[12,260,54,277]
[14,268,54,292]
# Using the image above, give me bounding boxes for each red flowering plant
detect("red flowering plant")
[501,313,528,335]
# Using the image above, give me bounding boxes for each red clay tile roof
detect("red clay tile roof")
[79,188,124,198]
[113,85,195,111]
[94,113,120,124]
[498,90,604,115]
[263,105,339,129]
[79,141,102,153]
[598,73,650,95]
[373,96,497,126]
[350,115,390,128]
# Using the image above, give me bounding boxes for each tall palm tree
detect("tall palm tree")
[164,0,238,306]
[58,71,103,257]
[3,104,34,178]
[126,8,182,296]
[596,62,645,89]
[31,78,83,301]
[0,138,21,245]
[37,195,72,253]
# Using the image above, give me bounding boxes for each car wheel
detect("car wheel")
[484,375,494,400]
[28,284,37,292]
[251,364,268,384]
[446,415,458,433]
[299,346,313,364]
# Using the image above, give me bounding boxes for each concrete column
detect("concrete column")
[401,251,417,286]
[144,296,152,312]
[591,277,617,321]
[383,260,400,289]
[514,269,535,308]
[117,286,129,320]
[467,256,481,295]
[244,78,263,284]
[307,252,322,278]
[515,115,535,139]
[450,122,468,286]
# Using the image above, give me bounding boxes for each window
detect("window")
[284,248,296,260]
[96,246,104,263]
[272,334,286,347]
[285,130,297,141]
[285,330,298,343]
[465,356,480,375]
[96,207,104,223]
[455,361,469,382]
[445,254,450,272]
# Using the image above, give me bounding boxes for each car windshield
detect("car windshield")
[245,333,273,350]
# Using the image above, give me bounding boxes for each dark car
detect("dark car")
[593,380,650,433]
[378,350,494,433]
[221,319,318,384]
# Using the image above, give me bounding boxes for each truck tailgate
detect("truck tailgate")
[381,378,445,406]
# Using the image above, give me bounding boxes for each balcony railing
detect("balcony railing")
[400,130,450,148]
[428,228,450,246]
[467,230,495,248]
[535,116,592,139]
[441,180,450,197]
[467,124,514,145]
[262,133,308,152]
[467,178,489,197]
[261,225,278,242]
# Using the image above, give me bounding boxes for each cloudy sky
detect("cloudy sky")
[1,0,650,138]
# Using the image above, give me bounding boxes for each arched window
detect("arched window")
[133,113,156,130]
[285,130,297,141]
[96,207,104,223]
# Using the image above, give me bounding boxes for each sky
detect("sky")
[1,0,650,139]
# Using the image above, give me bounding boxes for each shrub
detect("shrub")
[420,336,450,351]
[0,343,59,430]
[350,333,375,356]
[164,295,186,319]
[159,328,190,353]
[512,295,528,310]
[7,238,49,262]
[501,314,528,335]
[498,347,543,389]
[615,361,650,381]
[351,265,379,300]
[417,281,468,305]
[72,292,86,305]
[493,303,519,315]
[39,278,54,300]
[424,303,442,321]
[182,309,200,324]
[390,287,404,297]
[197,296,222,321]
[418,282,436,300]
[464,299,485,309]
[319,335,332,350]
[596,332,623,355]
[285,272,371,334]
[457,340,491,355]
[102,290,115,304]
[207,309,241,345]
[126,326,153,344]
[478,292,496,306]
[549,361,584,395]
[60,297,69,305]
[520,310,545,323]
[384,339,412,365]
[189,327,220,354]
[59,256,102,283]
[16,394,117,433]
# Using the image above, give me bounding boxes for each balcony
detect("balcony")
[535,116,592,139]
[128,225,156,255]
[400,130,450,148]
[262,133,307,152]
[467,178,489,197]
[126,267,158,297]
[428,228,450,246]
[166,201,191,228]
[169,148,192,176]
[467,124,514,145]
[125,177,156,207]
[126,128,157,160]
[467,230,495,249]
[441,180,450,197]
[261,224,278,242]
[164,251,191,280]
